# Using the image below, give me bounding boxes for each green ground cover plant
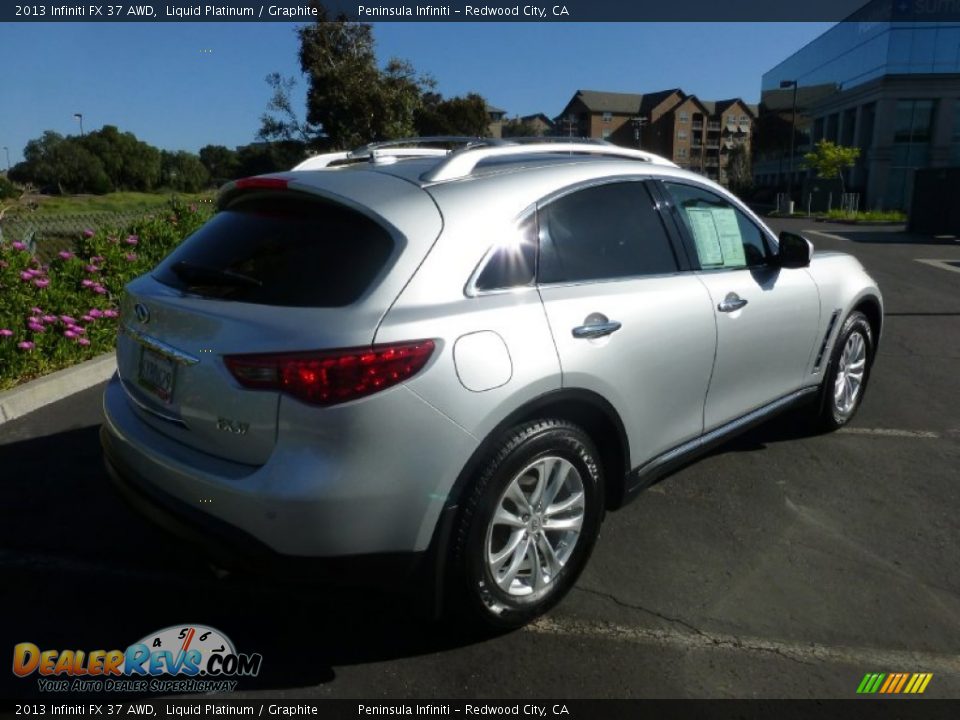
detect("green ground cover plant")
[0,200,211,389]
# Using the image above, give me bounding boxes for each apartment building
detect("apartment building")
[556,89,757,185]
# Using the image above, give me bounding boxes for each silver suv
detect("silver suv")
[101,139,882,628]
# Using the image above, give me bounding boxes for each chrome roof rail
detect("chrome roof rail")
[421,142,679,182]
[292,136,506,171]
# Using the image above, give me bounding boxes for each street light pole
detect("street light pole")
[780,80,798,210]
[632,116,648,150]
[73,113,84,137]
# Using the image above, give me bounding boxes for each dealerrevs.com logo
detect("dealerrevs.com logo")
[12,625,263,694]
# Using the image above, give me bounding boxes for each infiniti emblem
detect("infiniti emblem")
[134,303,150,324]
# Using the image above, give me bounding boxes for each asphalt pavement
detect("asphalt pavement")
[1,220,958,700]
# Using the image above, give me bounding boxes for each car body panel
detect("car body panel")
[695,265,821,430]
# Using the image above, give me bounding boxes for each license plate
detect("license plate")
[138,347,177,403]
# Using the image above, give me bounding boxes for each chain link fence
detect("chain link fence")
[0,210,155,260]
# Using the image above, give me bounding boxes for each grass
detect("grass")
[823,209,907,223]
[12,190,214,216]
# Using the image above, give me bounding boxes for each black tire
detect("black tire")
[816,310,874,431]
[450,419,605,630]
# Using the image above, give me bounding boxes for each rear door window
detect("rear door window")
[153,195,395,307]
[537,181,679,284]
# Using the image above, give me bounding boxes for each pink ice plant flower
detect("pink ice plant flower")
[64,330,77,339]
[125,235,139,246]
[85,265,100,273]
[60,315,77,325]
[81,315,95,323]
[0,329,13,337]
[17,341,34,350]
[20,271,34,281]
[69,325,86,335]
[81,279,95,288]
[125,253,137,262]
[33,279,50,288]
[58,251,74,260]
[88,309,103,319]
[102,309,119,318]
[11,241,26,251]
[93,285,107,295]
[77,338,91,346]
[28,323,45,334]
[83,229,95,238]
[42,315,58,324]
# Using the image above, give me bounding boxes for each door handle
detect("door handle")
[572,321,622,339]
[718,293,748,313]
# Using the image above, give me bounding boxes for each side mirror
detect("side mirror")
[778,231,813,268]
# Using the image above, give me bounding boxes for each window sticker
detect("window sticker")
[685,206,746,268]
[686,207,723,266]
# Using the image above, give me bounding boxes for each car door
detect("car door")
[536,179,717,468]
[657,180,820,432]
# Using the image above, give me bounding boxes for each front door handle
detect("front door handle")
[718,293,748,313]
[572,320,622,339]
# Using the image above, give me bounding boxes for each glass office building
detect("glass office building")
[754,1,960,209]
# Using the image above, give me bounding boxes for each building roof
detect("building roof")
[520,113,554,126]
[486,103,506,114]
[569,90,644,114]
[639,88,683,114]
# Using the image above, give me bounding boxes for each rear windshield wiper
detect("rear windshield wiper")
[169,261,262,288]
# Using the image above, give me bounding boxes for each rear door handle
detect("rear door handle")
[572,321,622,339]
[718,293,748,313]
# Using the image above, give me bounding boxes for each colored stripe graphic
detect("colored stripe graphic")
[857,672,932,694]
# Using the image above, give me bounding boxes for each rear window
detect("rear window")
[153,195,395,307]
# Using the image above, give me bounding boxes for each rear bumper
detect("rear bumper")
[100,372,476,558]
[101,422,445,587]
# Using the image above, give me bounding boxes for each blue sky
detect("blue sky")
[0,22,833,166]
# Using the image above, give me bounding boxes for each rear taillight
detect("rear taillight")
[224,340,435,406]
[233,176,288,190]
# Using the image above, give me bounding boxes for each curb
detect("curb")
[0,352,116,426]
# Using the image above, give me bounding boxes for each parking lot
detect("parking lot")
[1,218,958,699]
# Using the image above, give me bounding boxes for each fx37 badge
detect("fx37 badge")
[216,417,249,435]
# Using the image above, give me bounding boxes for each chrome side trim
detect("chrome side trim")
[120,324,200,366]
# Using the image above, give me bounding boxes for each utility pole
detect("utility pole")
[631,116,649,149]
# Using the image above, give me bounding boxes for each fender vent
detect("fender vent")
[813,310,841,372]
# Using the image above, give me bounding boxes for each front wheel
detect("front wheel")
[816,310,874,431]
[451,420,605,630]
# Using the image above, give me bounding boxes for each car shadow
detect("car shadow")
[0,424,491,700]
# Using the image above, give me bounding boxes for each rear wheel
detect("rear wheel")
[451,420,604,629]
[816,310,874,431]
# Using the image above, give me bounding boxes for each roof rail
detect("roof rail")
[292,136,505,171]
[421,142,679,182]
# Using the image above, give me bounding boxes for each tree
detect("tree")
[199,144,240,183]
[258,73,321,144]
[79,125,161,192]
[415,92,490,137]
[159,151,211,192]
[725,144,753,197]
[803,139,860,193]
[501,117,541,138]
[280,9,431,149]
